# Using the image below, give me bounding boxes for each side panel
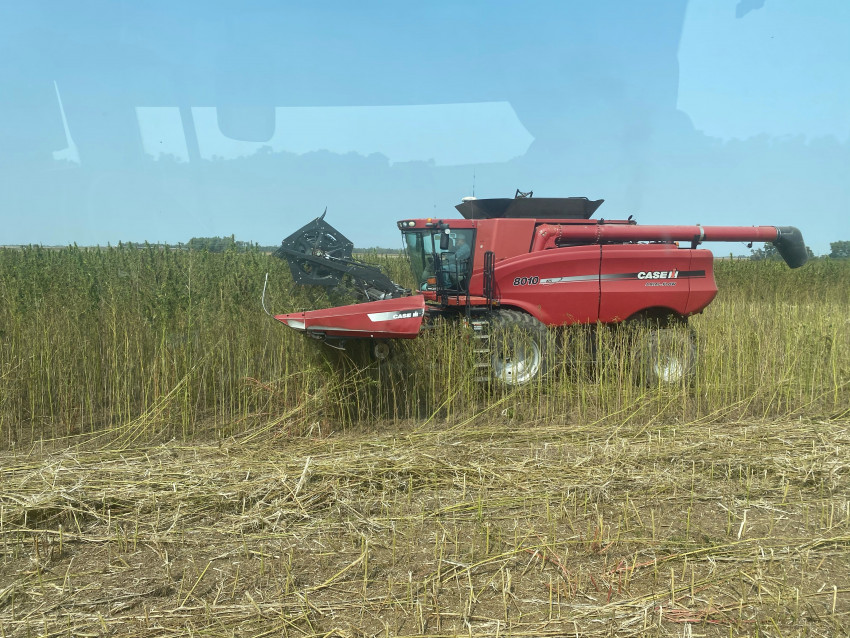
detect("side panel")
[470,219,537,273]
[488,245,601,325]
[598,244,700,322]
[685,249,718,314]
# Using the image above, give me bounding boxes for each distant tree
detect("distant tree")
[186,235,257,252]
[829,240,850,259]
[749,242,780,261]
[187,235,231,252]
[750,242,816,261]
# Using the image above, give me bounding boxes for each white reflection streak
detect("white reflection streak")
[52,81,80,164]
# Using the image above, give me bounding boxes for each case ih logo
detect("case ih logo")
[636,269,679,280]
[367,308,426,322]
[534,270,705,286]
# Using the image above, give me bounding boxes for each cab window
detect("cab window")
[403,229,474,292]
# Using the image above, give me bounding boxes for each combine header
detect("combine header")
[271,191,807,385]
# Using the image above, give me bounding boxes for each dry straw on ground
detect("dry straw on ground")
[2,415,849,637]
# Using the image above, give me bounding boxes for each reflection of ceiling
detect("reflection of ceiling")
[137,103,534,166]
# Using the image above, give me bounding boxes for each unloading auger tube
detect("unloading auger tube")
[531,223,808,268]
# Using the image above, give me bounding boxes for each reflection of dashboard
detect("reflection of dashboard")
[136,104,533,166]
[3,2,690,167]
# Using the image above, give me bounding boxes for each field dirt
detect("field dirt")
[2,415,849,637]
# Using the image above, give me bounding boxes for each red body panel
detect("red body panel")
[465,243,718,325]
[685,249,719,315]
[274,295,426,339]
[470,219,536,271]
[598,244,695,322]
[479,245,602,325]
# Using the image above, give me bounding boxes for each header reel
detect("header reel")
[275,212,407,301]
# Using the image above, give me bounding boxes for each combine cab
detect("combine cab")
[271,191,807,386]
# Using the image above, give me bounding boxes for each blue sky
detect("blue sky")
[0,0,848,254]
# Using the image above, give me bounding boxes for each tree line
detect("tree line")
[750,240,850,261]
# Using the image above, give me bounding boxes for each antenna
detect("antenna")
[472,169,475,198]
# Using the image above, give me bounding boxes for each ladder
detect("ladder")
[470,318,492,383]
[467,249,497,384]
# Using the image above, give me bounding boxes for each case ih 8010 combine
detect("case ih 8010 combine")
[271,192,807,386]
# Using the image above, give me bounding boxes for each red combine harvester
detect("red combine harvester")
[271,191,807,386]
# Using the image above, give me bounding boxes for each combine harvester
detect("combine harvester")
[270,191,807,386]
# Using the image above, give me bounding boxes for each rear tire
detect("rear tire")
[631,319,695,386]
[489,310,550,386]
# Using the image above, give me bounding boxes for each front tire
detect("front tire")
[489,310,550,386]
